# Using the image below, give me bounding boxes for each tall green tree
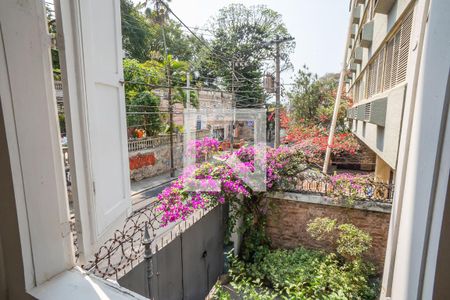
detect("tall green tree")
[142,55,199,108]
[121,0,195,62]
[123,57,199,136]
[289,67,348,129]
[121,0,153,62]
[123,59,162,136]
[195,4,295,108]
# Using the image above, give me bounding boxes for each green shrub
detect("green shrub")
[336,223,372,260]
[306,217,337,242]
[307,217,373,261]
[215,248,379,300]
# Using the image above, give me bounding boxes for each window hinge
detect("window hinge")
[92,181,96,194]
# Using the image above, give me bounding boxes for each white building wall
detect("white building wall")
[346,0,418,169]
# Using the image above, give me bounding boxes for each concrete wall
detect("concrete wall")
[265,192,391,271]
[351,84,406,168]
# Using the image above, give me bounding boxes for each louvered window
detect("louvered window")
[397,12,413,83]
[355,80,361,103]
[383,11,413,90]
[384,37,394,90]
[349,10,412,104]
[391,32,401,85]
[365,47,385,99]
[376,48,385,93]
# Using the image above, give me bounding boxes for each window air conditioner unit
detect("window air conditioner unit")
[350,24,358,38]
[374,0,396,14]
[357,104,365,121]
[352,5,362,24]
[350,62,358,72]
[368,97,387,126]
[347,107,356,119]
[354,47,363,64]
[360,21,374,48]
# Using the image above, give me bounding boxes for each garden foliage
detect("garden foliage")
[156,138,381,299]
[214,246,379,300]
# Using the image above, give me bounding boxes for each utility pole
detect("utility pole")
[158,0,175,178]
[274,36,281,148]
[322,4,354,174]
[230,60,236,153]
[271,35,294,148]
[186,70,190,108]
[168,66,175,178]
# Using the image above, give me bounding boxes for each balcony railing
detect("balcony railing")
[81,199,214,280]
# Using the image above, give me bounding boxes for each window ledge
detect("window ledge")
[29,267,147,300]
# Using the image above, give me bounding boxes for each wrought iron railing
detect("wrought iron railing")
[278,176,394,203]
[82,199,213,280]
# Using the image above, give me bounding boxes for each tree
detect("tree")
[121,0,154,62]
[123,57,199,136]
[127,91,162,137]
[123,59,162,136]
[195,4,295,108]
[288,66,349,129]
[121,0,195,62]
[142,55,199,108]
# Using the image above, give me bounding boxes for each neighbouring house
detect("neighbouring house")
[156,88,232,132]
[56,83,233,137]
[345,0,415,183]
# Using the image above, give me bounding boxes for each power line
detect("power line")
[156,0,262,88]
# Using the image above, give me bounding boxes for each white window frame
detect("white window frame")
[0,0,74,288]
[0,0,133,296]
[54,0,130,264]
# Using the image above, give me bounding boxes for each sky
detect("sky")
[165,0,350,85]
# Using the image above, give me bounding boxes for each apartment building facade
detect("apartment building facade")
[345,0,416,183]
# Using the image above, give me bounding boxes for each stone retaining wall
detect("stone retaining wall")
[265,192,391,271]
[129,142,183,181]
[129,131,209,181]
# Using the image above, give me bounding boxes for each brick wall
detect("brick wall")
[265,193,391,271]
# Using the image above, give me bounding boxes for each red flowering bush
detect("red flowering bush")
[284,124,361,165]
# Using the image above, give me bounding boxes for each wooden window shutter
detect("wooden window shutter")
[397,11,413,84]
[391,31,401,87]
[58,0,131,262]
[377,47,385,93]
[81,0,130,249]
[371,59,377,96]
[366,64,372,98]
[384,38,394,91]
